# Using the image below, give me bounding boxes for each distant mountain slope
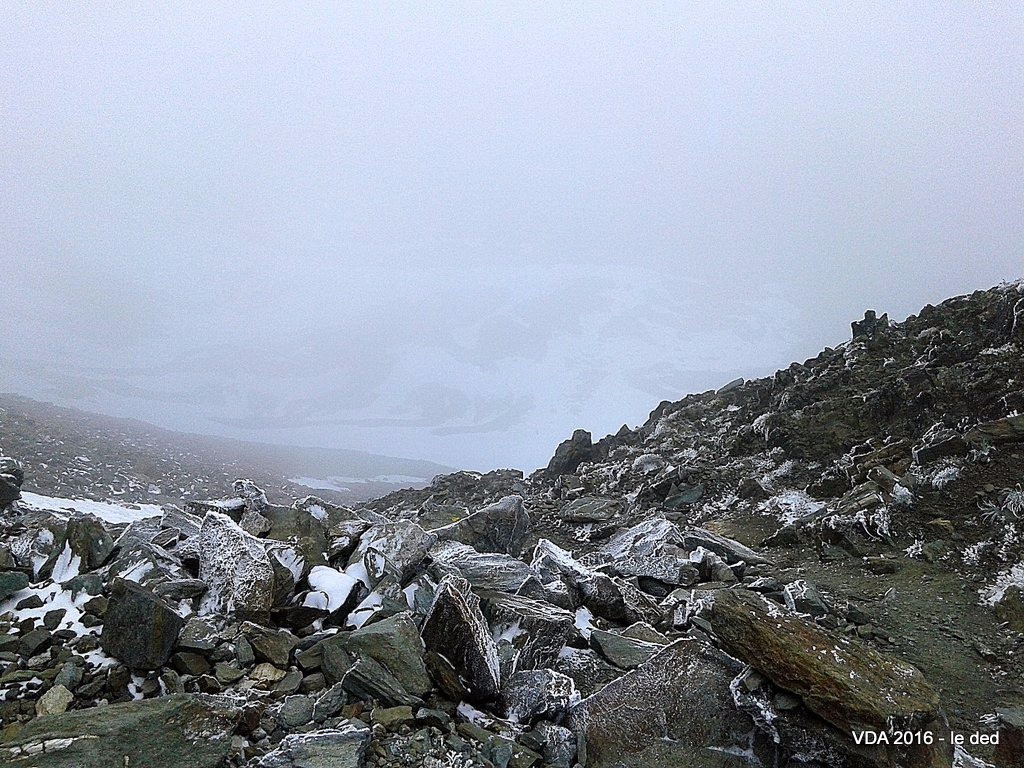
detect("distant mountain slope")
[0,394,453,505]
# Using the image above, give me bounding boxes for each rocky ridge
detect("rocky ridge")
[0,282,1023,767]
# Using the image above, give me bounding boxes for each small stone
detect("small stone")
[250,663,287,684]
[371,705,415,729]
[279,695,315,728]
[16,595,44,610]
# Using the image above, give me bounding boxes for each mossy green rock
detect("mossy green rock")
[0,694,239,767]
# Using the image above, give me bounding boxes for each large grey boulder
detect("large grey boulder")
[710,589,950,768]
[434,495,530,556]
[182,512,276,620]
[345,611,431,697]
[681,527,773,565]
[100,578,185,670]
[0,570,29,601]
[347,521,436,587]
[39,514,115,580]
[567,638,765,768]
[478,590,576,675]
[0,694,239,767]
[429,540,539,593]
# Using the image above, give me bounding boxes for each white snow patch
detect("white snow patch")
[574,607,595,639]
[306,566,358,613]
[19,492,163,524]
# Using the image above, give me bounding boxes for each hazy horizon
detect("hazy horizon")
[3,5,1022,470]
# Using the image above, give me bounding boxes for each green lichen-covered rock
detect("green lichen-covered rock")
[0,694,239,767]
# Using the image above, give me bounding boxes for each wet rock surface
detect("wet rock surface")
[0,283,1023,766]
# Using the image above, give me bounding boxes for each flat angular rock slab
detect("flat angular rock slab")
[561,497,621,523]
[429,540,539,593]
[601,517,680,560]
[681,527,773,565]
[0,694,239,767]
[255,723,371,767]
[710,589,945,744]
[589,629,662,669]
[965,414,1024,444]
[434,495,530,556]
[613,553,699,586]
[421,575,501,701]
[567,638,762,768]
[100,578,185,670]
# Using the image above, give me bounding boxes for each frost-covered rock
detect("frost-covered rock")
[532,538,632,623]
[185,512,276,620]
[601,517,680,560]
[39,514,114,581]
[680,526,773,565]
[501,669,579,725]
[256,722,371,767]
[434,495,530,556]
[567,638,762,768]
[429,540,539,593]
[479,590,576,675]
[347,521,436,587]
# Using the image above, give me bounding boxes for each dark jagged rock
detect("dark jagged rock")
[100,578,185,670]
[543,429,596,477]
[420,575,501,701]
[39,514,114,580]
[0,457,24,505]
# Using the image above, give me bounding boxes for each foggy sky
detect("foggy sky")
[3,4,1023,471]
